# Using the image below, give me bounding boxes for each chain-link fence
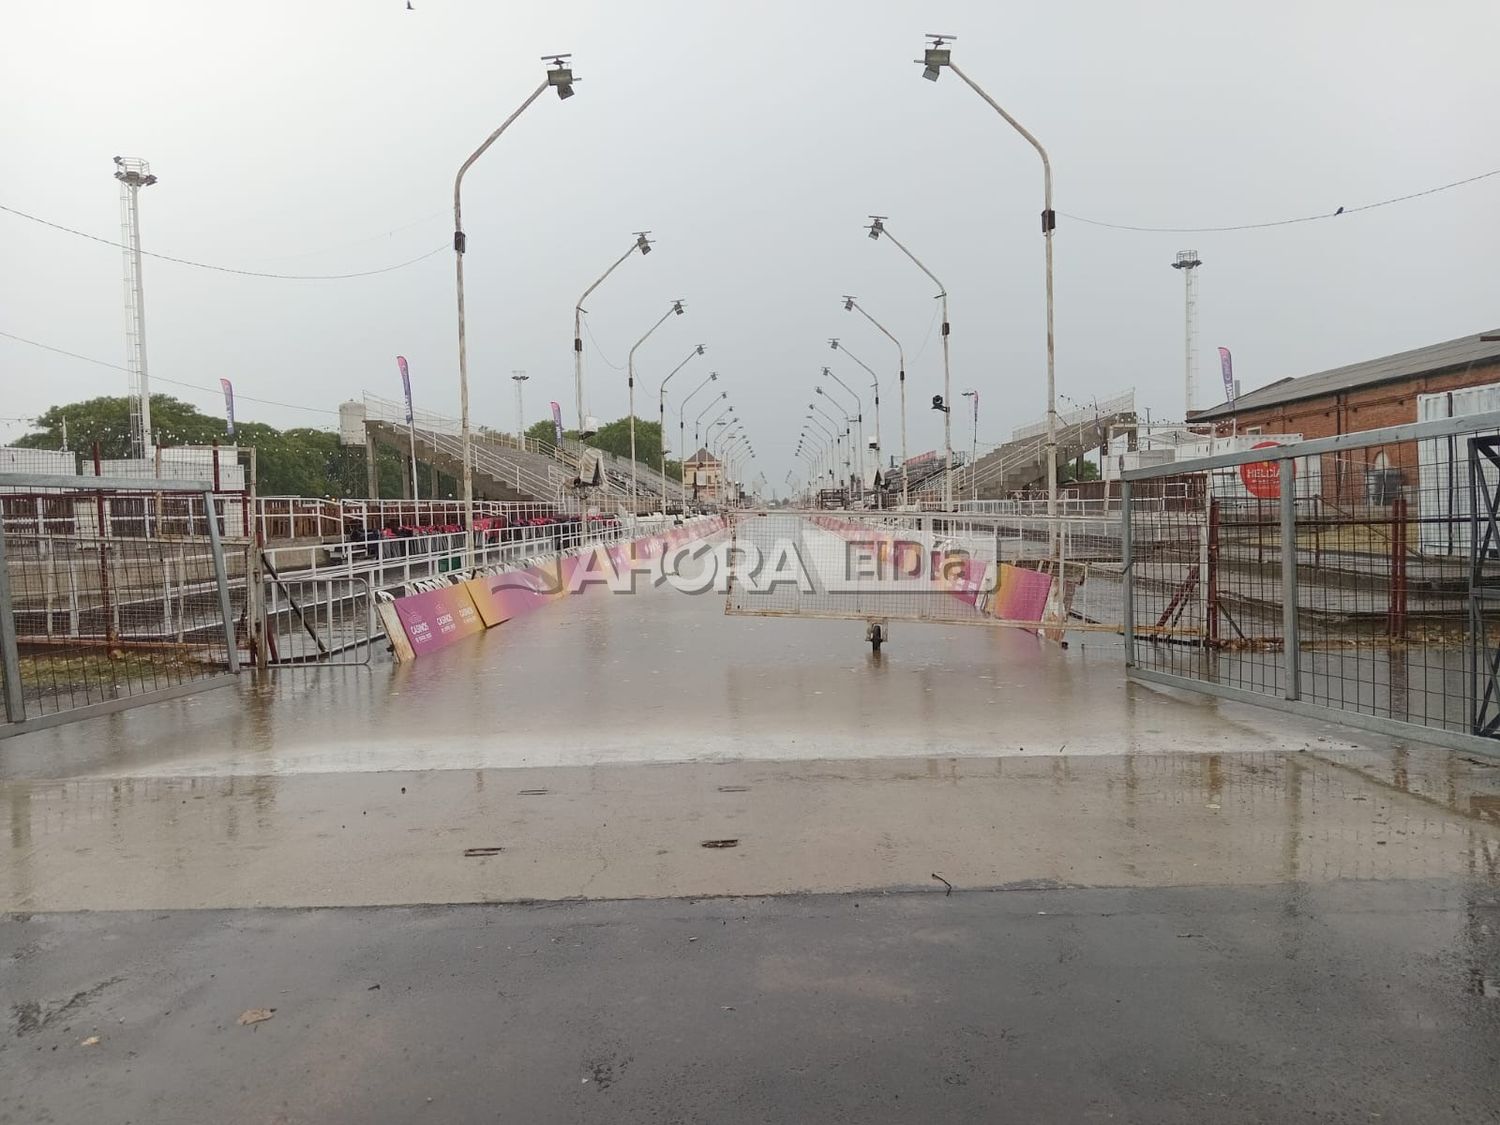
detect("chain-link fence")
[1122,410,1500,752]
[1,472,244,736]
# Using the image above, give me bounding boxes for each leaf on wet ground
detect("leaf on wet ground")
[237,1008,275,1026]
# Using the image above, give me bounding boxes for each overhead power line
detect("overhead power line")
[0,202,446,280]
[1061,166,1500,234]
[0,329,337,415]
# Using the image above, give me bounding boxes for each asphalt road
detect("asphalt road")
[5,881,1499,1125]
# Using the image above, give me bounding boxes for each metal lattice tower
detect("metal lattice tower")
[1172,250,1202,416]
[114,156,158,459]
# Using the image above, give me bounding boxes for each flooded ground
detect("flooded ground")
[4,562,1500,1122]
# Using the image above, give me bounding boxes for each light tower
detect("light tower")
[1172,250,1202,417]
[511,371,529,442]
[114,157,158,460]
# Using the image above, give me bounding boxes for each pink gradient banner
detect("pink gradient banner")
[992,563,1053,623]
[392,584,485,655]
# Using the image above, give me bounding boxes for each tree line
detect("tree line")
[12,394,691,497]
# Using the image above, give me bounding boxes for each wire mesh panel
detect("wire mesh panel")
[0,474,245,735]
[1124,412,1500,750]
[264,576,373,665]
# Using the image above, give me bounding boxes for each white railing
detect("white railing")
[1010,389,1136,442]
[259,521,626,592]
[361,390,695,508]
[958,406,1135,497]
[259,512,708,597]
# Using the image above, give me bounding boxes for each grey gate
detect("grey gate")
[0,471,242,738]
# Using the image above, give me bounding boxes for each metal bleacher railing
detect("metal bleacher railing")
[951,389,1138,501]
[361,394,691,512]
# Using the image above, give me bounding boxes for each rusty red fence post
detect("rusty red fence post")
[1207,497,1221,647]
[1388,493,1408,638]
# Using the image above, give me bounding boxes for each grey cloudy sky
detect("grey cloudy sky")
[3,0,1497,489]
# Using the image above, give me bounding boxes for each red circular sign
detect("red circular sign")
[1239,440,1287,499]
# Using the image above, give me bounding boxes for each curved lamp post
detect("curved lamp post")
[843,296,908,505]
[920,35,1057,532]
[809,402,850,485]
[829,339,880,491]
[454,54,576,565]
[866,215,952,508]
[628,299,686,514]
[574,231,652,434]
[700,398,733,445]
[819,367,863,489]
[658,343,706,511]
[679,372,719,502]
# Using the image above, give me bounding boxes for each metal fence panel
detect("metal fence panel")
[0,473,245,737]
[1122,411,1500,753]
[264,576,374,665]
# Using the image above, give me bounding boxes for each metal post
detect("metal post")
[575,235,648,435]
[845,300,906,505]
[1279,457,1299,701]
[455,79,550,570]
[0,516,24,723]
[203,490,241,675]
[940,291,952,508]
[1121,478,1134,667]
[628,302,683,515]
[943,62,1057,543]
[365,428,379,499]
[408,410,420,503]
[871,223,950,508]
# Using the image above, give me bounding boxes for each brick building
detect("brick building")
[1189,329,1500,502]
[682,447,723,502]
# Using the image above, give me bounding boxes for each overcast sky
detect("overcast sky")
[3,0,1497,489]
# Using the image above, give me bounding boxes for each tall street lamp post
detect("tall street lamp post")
[679,372,719,503]
[866,216,952,507]
[819,365,864,491]
[829,338,881,489]
[574,231,653,435]
[454,54,576,566]
[843,296,908,505]
[628,299,686,515]
[657,343,706,511]
[920,36,1058,536]
[695,392,728,447]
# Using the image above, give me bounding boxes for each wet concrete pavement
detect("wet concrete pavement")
[5,556,1500,1120]
[6,883,1500,1124]
[0,569,1434,781]
[5,749,1500,912]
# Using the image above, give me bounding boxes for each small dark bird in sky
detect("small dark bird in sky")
[1334,206,1344,215]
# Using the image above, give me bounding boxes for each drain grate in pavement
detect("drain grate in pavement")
[517,789,550,796]
[701,839,740,849]
[716,786,749,793]
[463,847,504,857]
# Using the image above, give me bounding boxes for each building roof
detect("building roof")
[1192,329,1500,421]
[684,447,719,465]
